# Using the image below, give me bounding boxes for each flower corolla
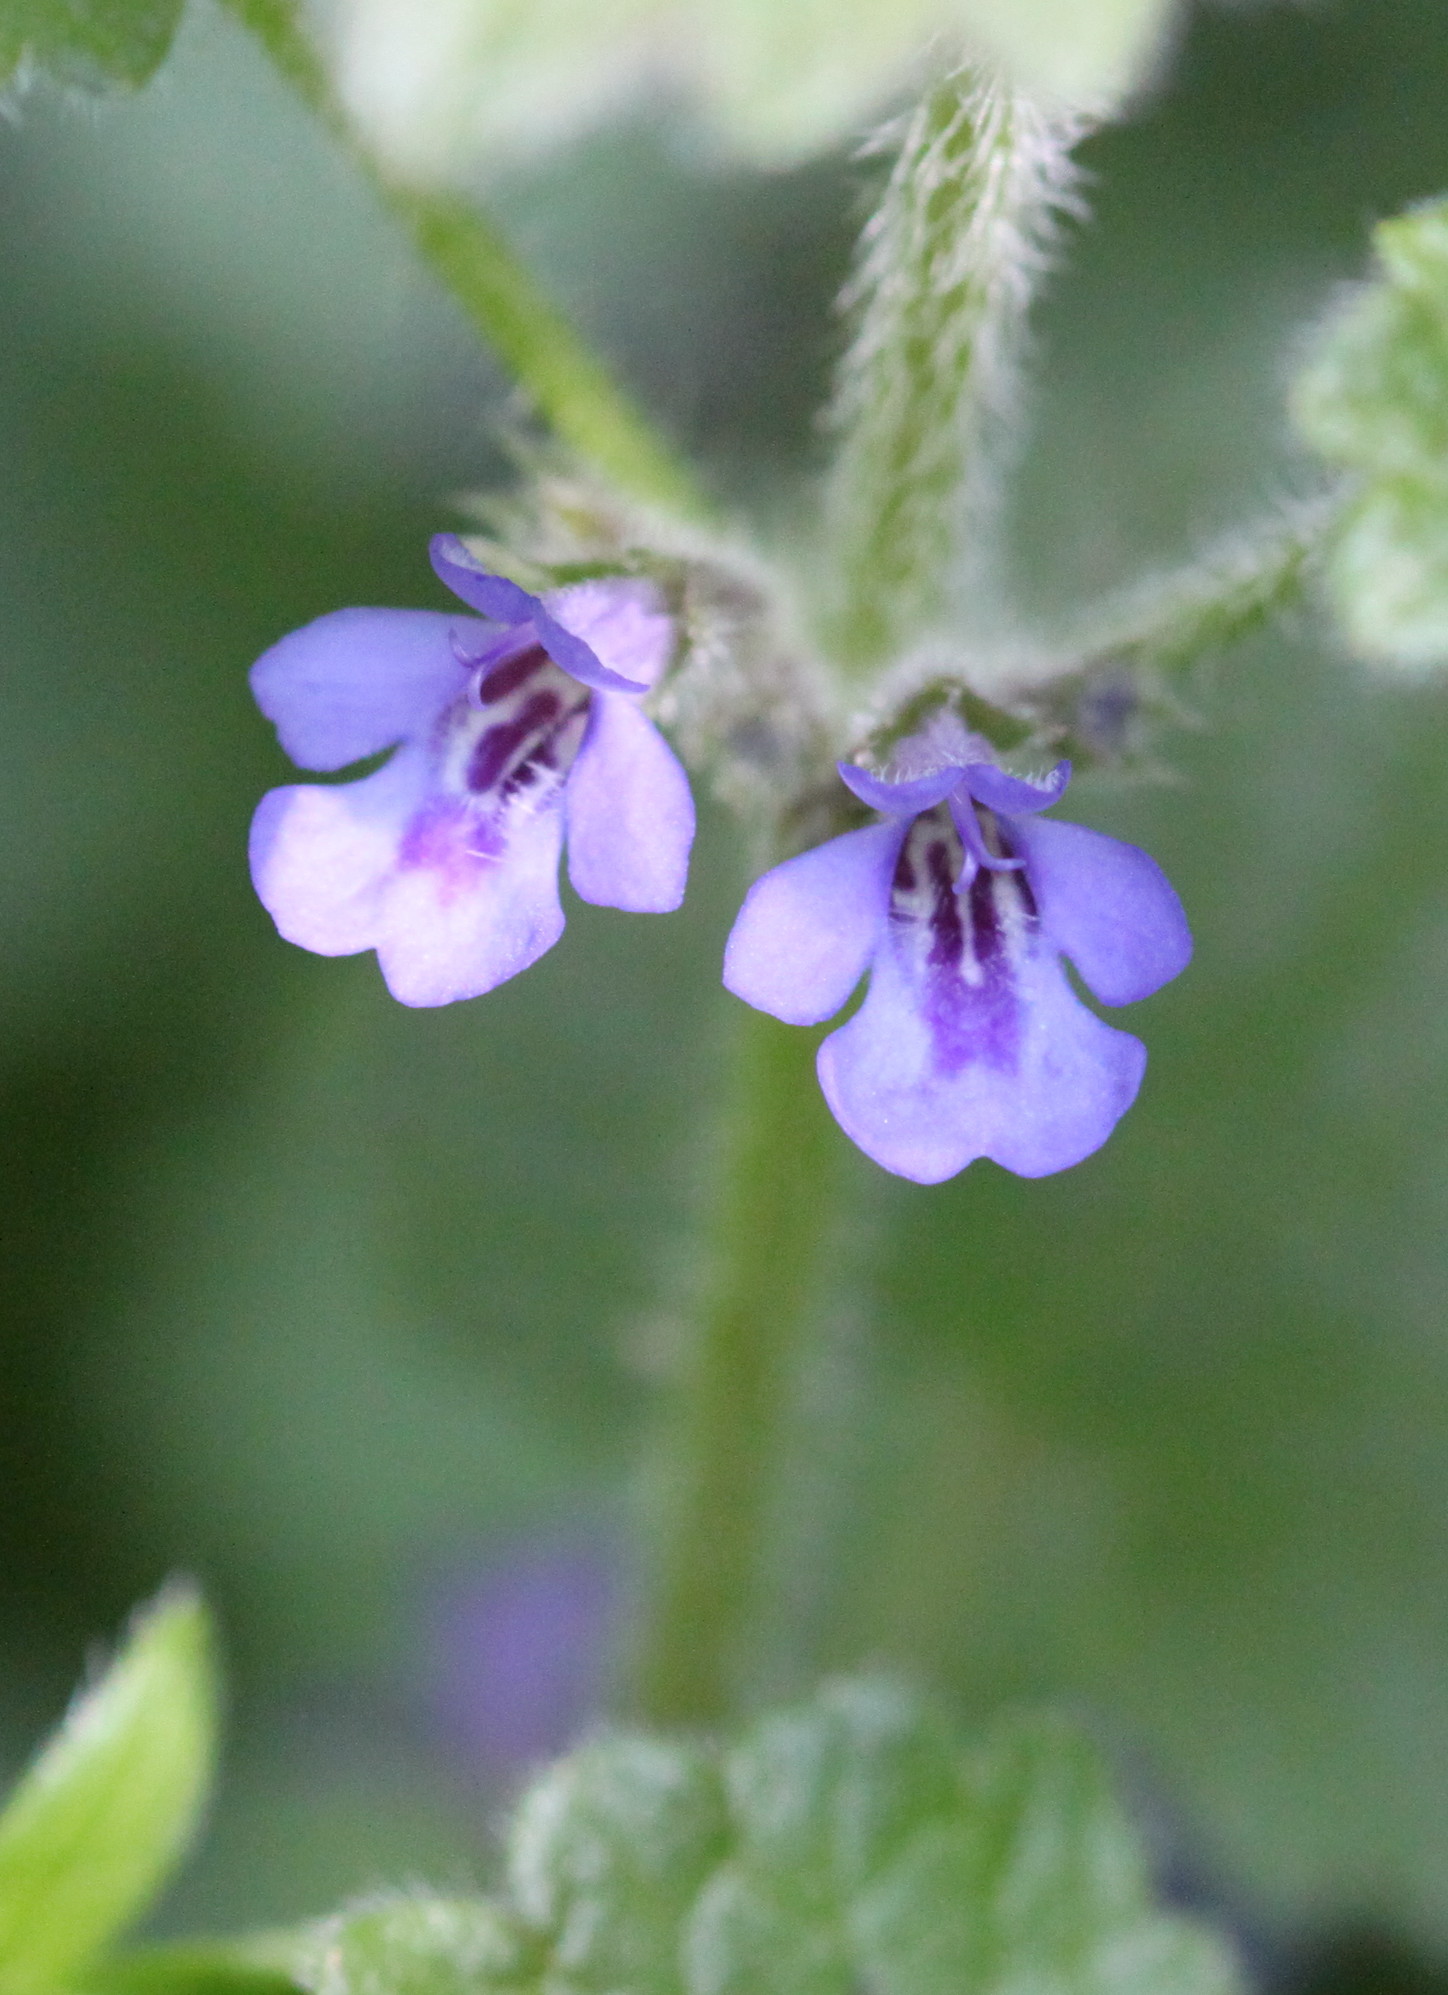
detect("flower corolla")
[249,536,695,1006]
[723,717,1191,1182]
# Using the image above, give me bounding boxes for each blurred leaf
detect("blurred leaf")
[80,1946,299,1995]
[290,1901,530,1995]
[1292,195,1448,669]
[950,0,1177,109]
[0,0,184,87]
[0,1587,219,1995]
[329,0,1177,184]
[276,1682,1242,1995]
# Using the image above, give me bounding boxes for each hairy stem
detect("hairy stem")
[219,0,710,522]
[1062,496,1335,677]
[823,67,1087,678]
[631,1007,850,1728]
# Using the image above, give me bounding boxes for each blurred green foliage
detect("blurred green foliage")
[0,0,184,88]
[4,4,1448,1991]
[266,1684,1239,1995]
[1294,195,1448,670]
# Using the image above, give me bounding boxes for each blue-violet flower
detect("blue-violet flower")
[249,535,695,1005]
[723,717,1191,1182]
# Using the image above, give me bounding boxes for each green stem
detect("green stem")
[822,68,1086,676]
[632,1007,849,1729]
[1063,495,1334,678]
[218,0,711,523]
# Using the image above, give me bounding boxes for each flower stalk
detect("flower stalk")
[631,1005,850,1728]
[218,0,711,525]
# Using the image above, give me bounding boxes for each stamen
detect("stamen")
[949,792,1025,875]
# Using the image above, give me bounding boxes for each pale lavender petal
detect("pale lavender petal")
[817,935,1146,1182]
[249,748,430,956]
[564,692,695,912]
[529,600,649,694]
[430,535,646,695]
[430,535,539,624]
[373,795,566,1006]
[1011,815,1192,1005]
[838,762,961,818]
[962,759,1071,814]
[723,823,903,1027]
[546,577,674,690]
[251,609,474,772]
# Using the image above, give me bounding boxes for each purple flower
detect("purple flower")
[249,536,695,1006]
[723,718,1191,1183]
[422,1531,621,1780]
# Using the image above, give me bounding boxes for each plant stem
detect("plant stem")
[822,68,1087,677]
[218,0,711,523]
[631,1006,850,1729]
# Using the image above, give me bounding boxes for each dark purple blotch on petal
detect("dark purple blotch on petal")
[476,640,551,705]
[466,689,565,794]
[923,835,966,973]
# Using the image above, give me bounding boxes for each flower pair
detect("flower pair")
[250,551,1190,1180]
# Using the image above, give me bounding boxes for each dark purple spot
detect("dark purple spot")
[892,843,917,895]
[477,641,550,704]
[500,762,539,800]
[925,839,965,970]
[467,690,563,793]
[968,868,1003,967]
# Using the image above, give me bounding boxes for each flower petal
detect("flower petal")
[565,692,695,912]
[546,577,674,690]
[430,535,540,624]
[837,761,961,818]
[529,601,650,695]
[962,759,1071,815]
[817,934,1146,1183]
[1011,814,1192,1005]
[374,795,567,1006]
[248,748,430,956]
[430,536,647,695]
[251,609,474,772]
[723,822,902,1026]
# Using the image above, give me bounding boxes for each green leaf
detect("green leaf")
[0,1586,220,1995]
[1292,194,1448,670]
[78,1946,300,1995]
[0,0,186,88]
[280,1684,1240,1995]
[287,1901,531,1995]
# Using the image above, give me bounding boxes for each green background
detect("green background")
[3,1,1448,1985]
